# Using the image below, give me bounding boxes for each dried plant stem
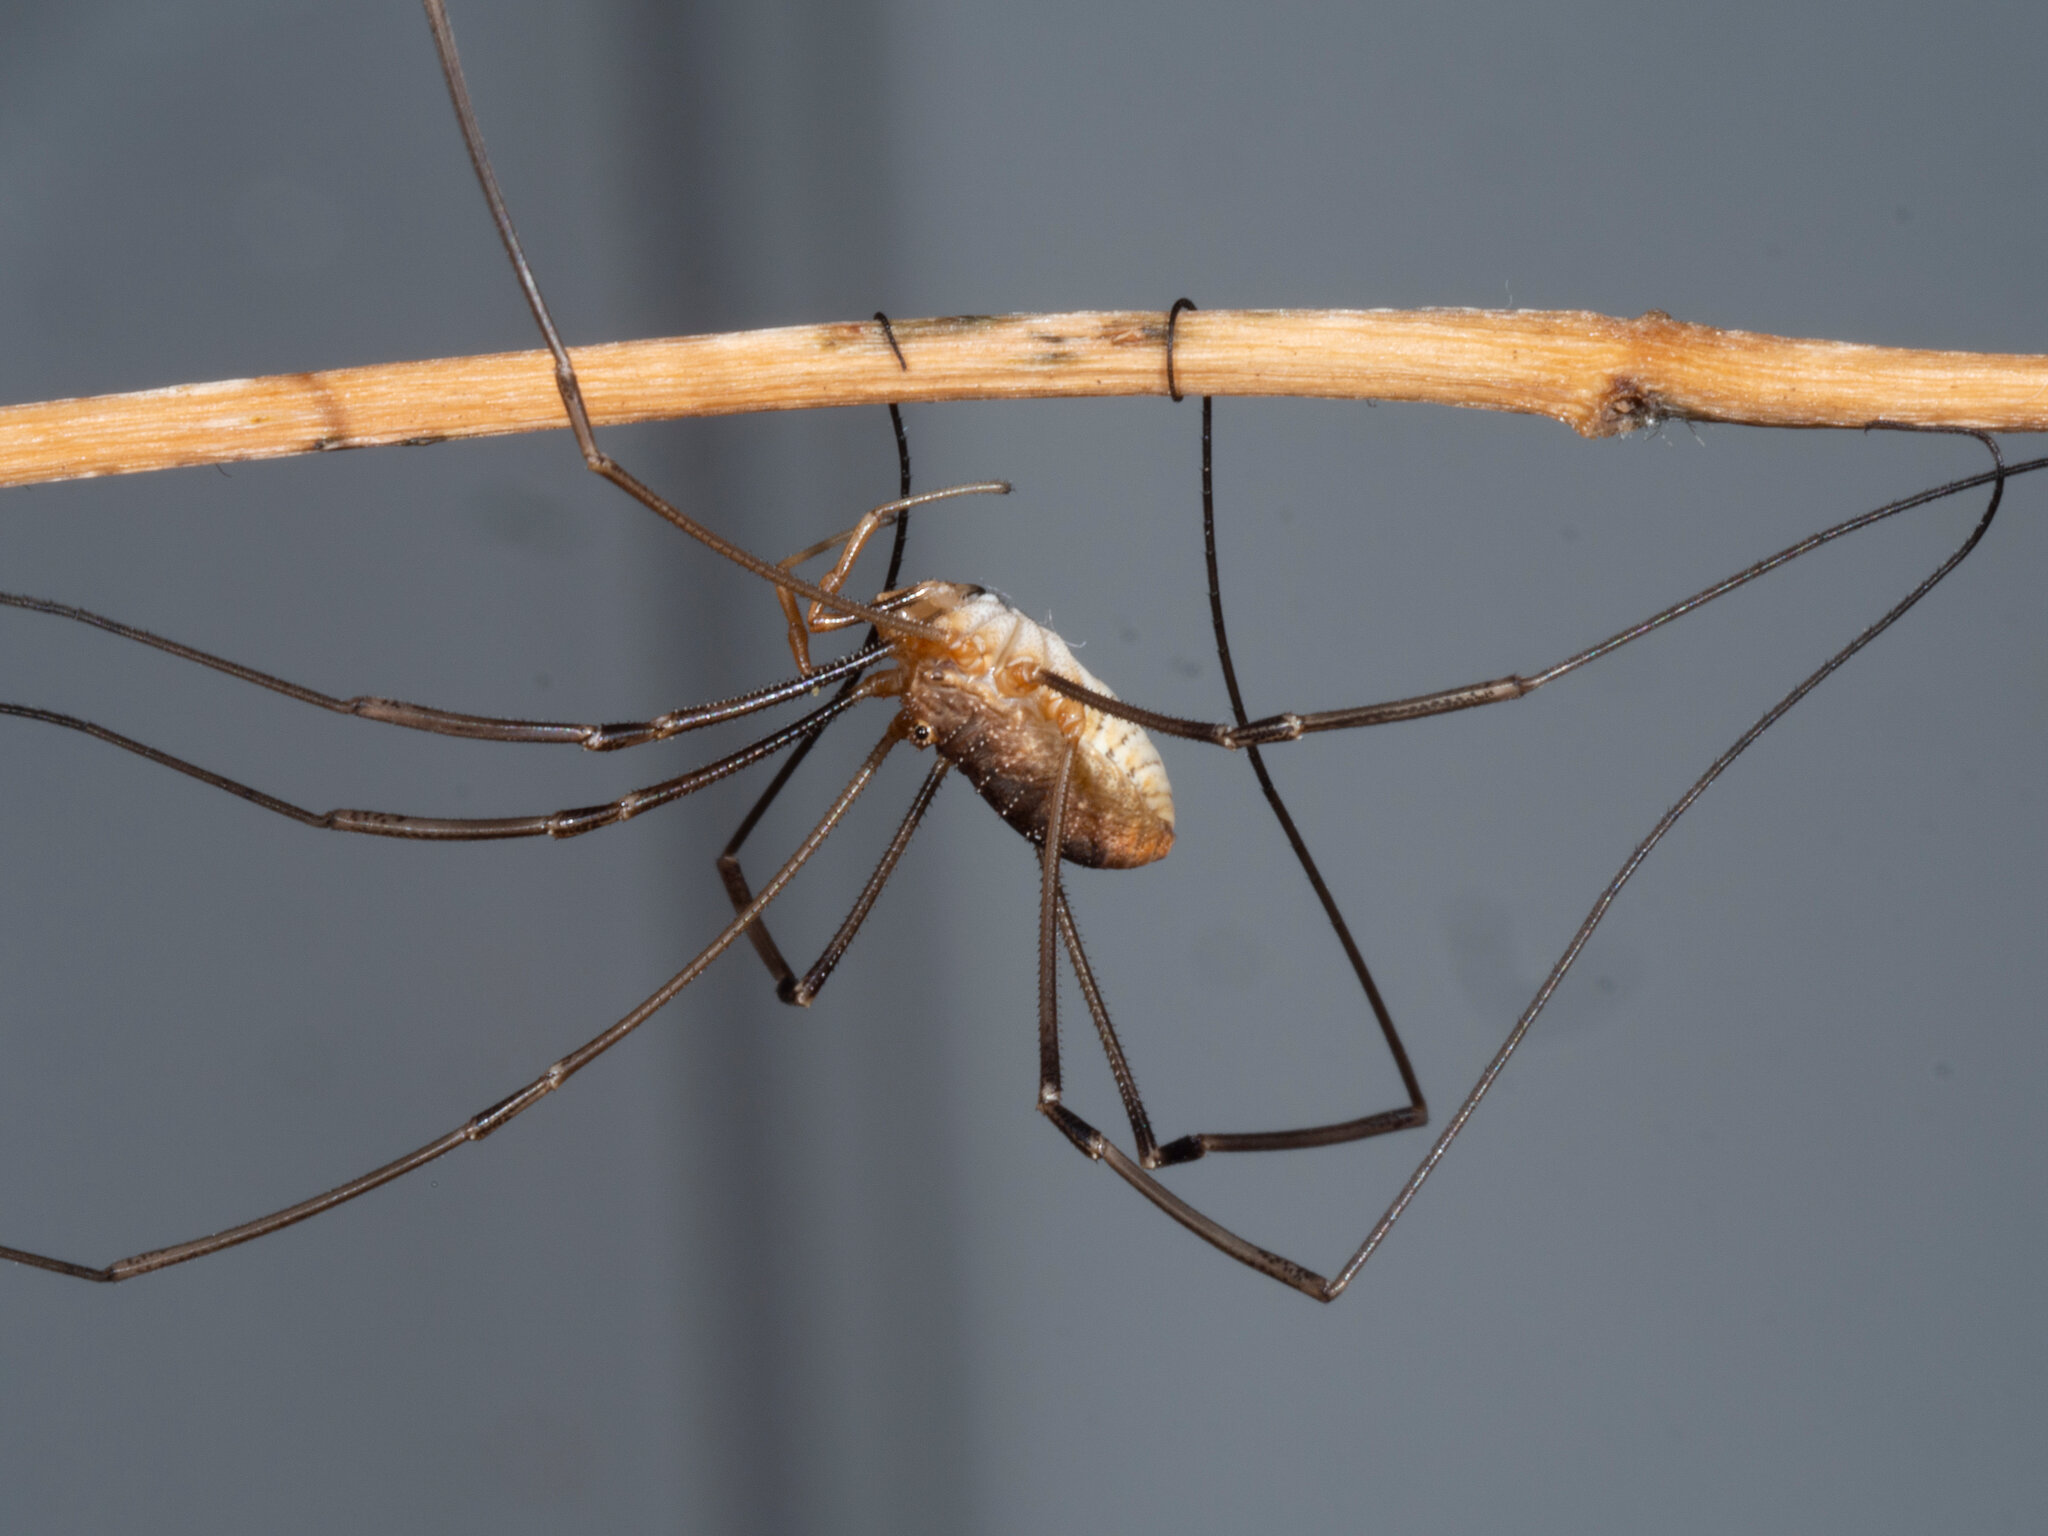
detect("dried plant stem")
[5,307,2047,490]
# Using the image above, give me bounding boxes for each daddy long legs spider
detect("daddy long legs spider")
[0,390,2032,1292]
[5,5,2048,1528]
[2,0,2041,1299]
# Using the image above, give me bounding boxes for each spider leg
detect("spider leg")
[1038,376,2018,1296]
[1318,434,2013,1297]
[1056,888,1422,1173]
[0,723,908,1283]
[721,757,950,1005]
[1149,387,1425,1165]
[1038,443,2048,751]
[1049,889,1159,1165]
[1031,740,1336,1300]
[0,674,885,843]
[1048,432,2011,1299]
[420,0,946,646]
[717,383,954,1006]
[0,589,887,749]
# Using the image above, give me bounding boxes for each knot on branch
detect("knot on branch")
[1596,373,1671,436]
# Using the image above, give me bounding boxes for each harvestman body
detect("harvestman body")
[877,583,1177,867]
[781,496,1179,874]
[0,1,2037,1298]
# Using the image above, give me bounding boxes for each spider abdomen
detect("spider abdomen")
[890,583,1174,870]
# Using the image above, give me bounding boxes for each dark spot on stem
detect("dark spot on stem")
[1599,375,1669,434]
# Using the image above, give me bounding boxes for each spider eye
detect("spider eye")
[911,721,934,746]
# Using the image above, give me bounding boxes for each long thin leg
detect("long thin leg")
[1147,381,1425,1165]
[1040,437,2010,1300]
[1039,329,1421,1173]
[1032,741,1329,1299]
[1319,436,2014,1296]
[719,339,941,1004]
[1050,891,1159,1163]
[720,757,950,1006]
[0,723,908,1284]
[0,588,885,749]
[1053,890,1419,1171]
[419,0,943,647]
[1037,449,2048,749]
[1,677,885,842]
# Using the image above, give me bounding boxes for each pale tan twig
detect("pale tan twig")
[5,307,2047,490]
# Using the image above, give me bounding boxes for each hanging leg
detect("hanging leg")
[717,337,957,1004]
[720,758,950,1005]
[0,588,889,750]
[1319,434,2016,1297]
[0,675,889,843]
[1031,740,1334,1299]
[0,723,909,1283]
[418,0,936,644]
[1171,377,1426,1155]
[1041,436,2012,1300]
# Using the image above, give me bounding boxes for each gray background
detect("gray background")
[3,2,2045,1530]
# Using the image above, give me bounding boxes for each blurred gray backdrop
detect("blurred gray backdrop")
[2,3,2044,1531]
